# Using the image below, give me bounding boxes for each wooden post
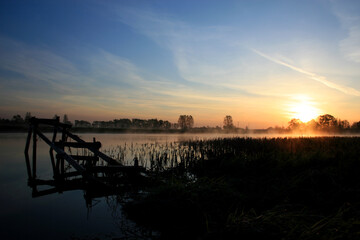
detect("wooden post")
[32,124,37,179]
[24,126,33,180]
[55,154,61,178]
[61,157,65,176]
[61,121,66,177]
[92,137,97,166]
[50,124,58,177]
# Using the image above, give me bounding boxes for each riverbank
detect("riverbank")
[123,137,360,239]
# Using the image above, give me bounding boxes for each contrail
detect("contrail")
[252,48,360,97]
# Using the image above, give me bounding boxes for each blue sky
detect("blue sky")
[0,0,360,127]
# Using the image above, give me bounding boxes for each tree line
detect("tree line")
[2,112,360,132]
[287,114,360,132]
[0,113,192,130]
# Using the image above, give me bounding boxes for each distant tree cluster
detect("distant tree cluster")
[0,112,32,124]
[288,114,357,132]
[74,120,91,128]
[90,118,173,129]
[0,113,180,130]
[178,115,194,130]
[223,115,234,130]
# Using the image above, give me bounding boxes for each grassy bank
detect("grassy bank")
[123,137,360,239]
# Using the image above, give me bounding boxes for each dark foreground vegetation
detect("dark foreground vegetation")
[123,137,360,240]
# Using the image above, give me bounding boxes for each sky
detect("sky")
[0,0,360,128]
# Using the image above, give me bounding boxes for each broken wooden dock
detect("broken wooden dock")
[24,117,146,201]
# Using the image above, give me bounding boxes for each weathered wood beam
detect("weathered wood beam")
[30,117,71,129]
[68,155,99,161]
[32,124,37,178]
[62,171,83,178]
[64,130,121,166]
[88,165,145,174]
[24,126,32,179]
[35,129,86,173]
[49,125,58,176]
[55,141,102,149]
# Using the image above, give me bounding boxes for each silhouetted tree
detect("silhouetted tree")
[287,118,303,130]
[63,114,71,125]
[338,119,350,129]
[161,120,171,129]
[223,115,234,129]
[132,119,146,128]
[74,120,91,128]
[147,119,160,129]
[11,114,24,123]
[113,119,132,128]
[317,114,337,129]
[186,115,194,129]
[178,115,194,130]
[351,121,360,130]
[24,112,32,123]
[306,119,320,130]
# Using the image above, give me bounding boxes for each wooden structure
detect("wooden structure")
[24,117,146,202]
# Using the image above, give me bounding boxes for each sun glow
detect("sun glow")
[288,96,321,123]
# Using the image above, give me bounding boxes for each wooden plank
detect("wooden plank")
[68,155,99,161]
[62,171,83,178]
[88,165,145,173]
[35,129,86,173]
[24,127,32,179]
[30,117,71,129]
[32,125,37,178]
[49,126,58,176]
[32,179,85,198]
[64,130,121,166]
[55,141,101,149]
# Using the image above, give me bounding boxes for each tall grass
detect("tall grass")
[121,137,360,240]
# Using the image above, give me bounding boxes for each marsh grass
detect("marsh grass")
[118,137,360,239]
[102,141,204,172]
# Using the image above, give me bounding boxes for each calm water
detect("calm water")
[0,132,242,239]
[0,132,358,239]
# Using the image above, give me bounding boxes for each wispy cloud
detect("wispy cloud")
[340,26,360,63]
[115,7,258,94]
[252,48,360,97]
[0,36,258,121]
[331,0,360,63]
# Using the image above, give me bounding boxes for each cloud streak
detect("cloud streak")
[330,0,360,63]
[115,7,257,93]
[0,36,257,122]
[252,48,360,97]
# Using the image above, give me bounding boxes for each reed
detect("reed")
[121,137,360,240]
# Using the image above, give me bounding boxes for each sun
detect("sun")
[288,96,320,122]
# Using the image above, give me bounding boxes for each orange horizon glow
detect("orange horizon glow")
[287,95,322,123]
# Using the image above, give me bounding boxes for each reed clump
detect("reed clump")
[122,137,360,239]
